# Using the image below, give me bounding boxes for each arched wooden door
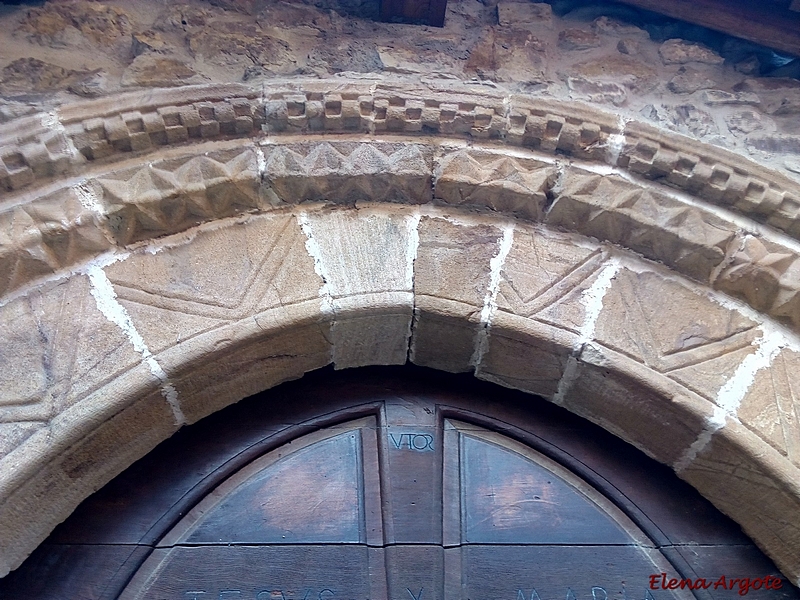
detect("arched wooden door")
[0,367,796,600]
[122,415,684,600]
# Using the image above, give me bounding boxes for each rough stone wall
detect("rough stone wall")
[1,0,800,176]
[3,0,800,589]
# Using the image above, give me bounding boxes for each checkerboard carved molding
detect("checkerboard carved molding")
[3,81,800,242]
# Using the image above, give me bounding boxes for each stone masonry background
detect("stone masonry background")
[1,0,800,178]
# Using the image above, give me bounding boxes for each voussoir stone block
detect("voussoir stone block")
[0,274,143,424]
[0,296,52,415]
[737,346,800,467]
[101,211,328,422]
[506,96,618,162]
[0,423,46,462]
[619,119,800,242]
[104,212,323,354]
[262,141,433,206]
[547,168,735,282]
[157,304,333,424]
[0,374,175,577]
[0,185,111,297]
[0,113,84,192]
[593,268,760,402]
[561,343,715,467]
[411,215,503,372]
[476,312,577,397]
[680,418,800,584]
[494,226,605,335]
[433,146,556,220]
[301,206,416,368]
[713,234,800,328]
[96,144,262,245]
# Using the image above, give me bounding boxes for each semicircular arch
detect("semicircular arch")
[2,83,800,586]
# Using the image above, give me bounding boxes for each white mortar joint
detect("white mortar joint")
[611,251,800,350]
[606,115,630,167]
[72,180,105,217]
[40,109,81,162]
[552,259,620,405]
[254,145,267,182]
[0,250,129,309]
[86,264,186,427]
[297,212,334,317]
[471,225,514,369]
[578,259,621,346]
[674,323,789,473]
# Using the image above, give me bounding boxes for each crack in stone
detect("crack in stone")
[552,354,581,407]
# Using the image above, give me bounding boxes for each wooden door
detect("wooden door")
[121,397,690,600]
[0,367,795,600]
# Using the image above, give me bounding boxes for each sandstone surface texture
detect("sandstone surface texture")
[2,0,800,590]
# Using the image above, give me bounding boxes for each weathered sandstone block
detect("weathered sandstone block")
[411,216,503,372]
[737,347,800,467]
[433,147,555,220]
[680,420,800,581]
[263,141,433,206]
[547,167,735,282]
[301,207,416,368]
[593,268,759,401]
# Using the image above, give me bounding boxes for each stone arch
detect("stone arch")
[2,82,800,585]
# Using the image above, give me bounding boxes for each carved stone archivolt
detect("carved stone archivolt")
[3,81,800,585]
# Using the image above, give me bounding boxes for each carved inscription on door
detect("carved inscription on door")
[120,401,693,600]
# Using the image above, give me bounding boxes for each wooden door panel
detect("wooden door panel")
[457,432,631,545]
[381,397,442,545]
[123,410,698,599]
[120,546,373,600]
[384,546,444,600]
[179,430,365,545]
[120,419,383,599]
[2,367,797,600]
[459,546,694,600]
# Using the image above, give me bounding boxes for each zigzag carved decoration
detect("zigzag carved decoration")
[3,82,800,335]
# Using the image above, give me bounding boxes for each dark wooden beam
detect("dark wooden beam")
[613,0,800,57]
[428,0,447,27]
[380,0,447,27]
